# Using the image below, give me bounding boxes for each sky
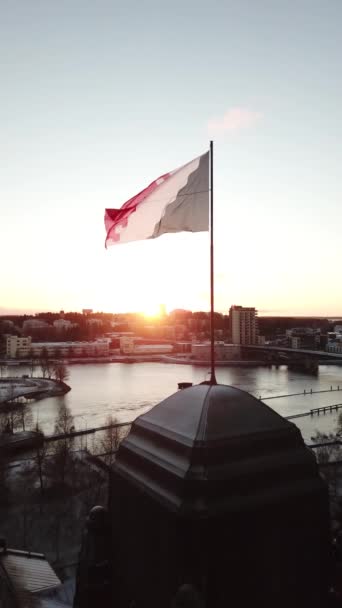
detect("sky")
[1,0,341,316]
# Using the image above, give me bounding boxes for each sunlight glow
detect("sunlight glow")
[142,303,166,319]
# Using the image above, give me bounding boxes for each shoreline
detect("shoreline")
[1,356,341,368]
[0,377,71,405]
[0,356,270,367]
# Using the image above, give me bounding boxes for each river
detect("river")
[8,362,342,443]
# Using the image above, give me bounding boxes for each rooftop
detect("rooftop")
[114,383,317,514]
[0,546,61,596]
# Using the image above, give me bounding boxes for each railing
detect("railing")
[260,386,341,400]
[310,404,342,416]
[44,420,132,442]
[308,440,342,449]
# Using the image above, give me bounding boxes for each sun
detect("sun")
[141,303,166,319]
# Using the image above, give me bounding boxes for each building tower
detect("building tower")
[229,305,258,345]
[107,384,329,607]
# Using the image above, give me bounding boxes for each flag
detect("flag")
[105,151,209,247]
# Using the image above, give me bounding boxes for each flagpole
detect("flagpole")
[209,140,217,385]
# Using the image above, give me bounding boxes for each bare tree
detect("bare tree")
[1,404,22,434]
[52,362,70,384]
[48,403,75,489]
[0,457,9,506]
[39,349,47,378]
[18,403,33,432]
[6,382,15,403]
[49,440,72,489]
[336,411,342,436]
[18,462,35,550]
[311,412,342,465]
[36,445,47,502]
[54,402,74,435]
[28,350,36,377]
[39,347,51,378]
[0,409,10,433]
[2,402,33,433]
[32,425,48,506]
[100,415,121,467]
[311,431,342,464]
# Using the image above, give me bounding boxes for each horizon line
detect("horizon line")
[1,308,342,319]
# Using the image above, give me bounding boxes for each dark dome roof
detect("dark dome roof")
[134,383,293,445]
[114,384,318,514]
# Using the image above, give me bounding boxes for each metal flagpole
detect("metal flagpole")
[209,140,217,385]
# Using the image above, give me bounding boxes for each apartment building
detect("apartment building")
[229,305,258,345]
[5,336,109,358]
[6,335,32,358]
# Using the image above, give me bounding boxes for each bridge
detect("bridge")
[242,344,342,374]
[243,345,342,360]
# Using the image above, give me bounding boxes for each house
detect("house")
[0,540,64,607]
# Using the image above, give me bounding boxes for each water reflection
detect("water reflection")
[6,362,342,442]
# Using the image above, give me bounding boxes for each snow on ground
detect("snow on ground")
[38,578,75,607]
[0,377,60,404]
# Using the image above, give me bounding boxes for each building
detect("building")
[6,335,32,358]
[175,341,192,354]
[120,336,135,354]
[7,338,110,359]
[0,541,62,608]
[29,339,110,358]
[0,320,15,331]
[106,384,330,607]
[119,336,173,355]
[53,319,74,331]
[327,331,342,349]
[135,343,173,354]
[229,305,258,345]
[326,342,342,354]
[291,336,302,349]
[287,328,321,350]
[191,342,241,361]
[286,327,315,337]
[86,318,103,327]
[22,319,50,332]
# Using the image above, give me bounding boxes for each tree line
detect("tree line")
[0,400,122,500]
[0,402,122,563]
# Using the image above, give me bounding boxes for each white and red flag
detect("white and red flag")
[104,151,209,247]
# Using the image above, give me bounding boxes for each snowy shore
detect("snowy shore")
[0,377,71,404]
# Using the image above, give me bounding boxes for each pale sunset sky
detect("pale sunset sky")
[1,1,341,316]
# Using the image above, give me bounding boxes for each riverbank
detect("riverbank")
[0,377,71,404]
[0,355,268,367]
[3,361,342,440]
[161,356,267,366]
[2,354,342,368]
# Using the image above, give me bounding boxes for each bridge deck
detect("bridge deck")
[244,345,342,359]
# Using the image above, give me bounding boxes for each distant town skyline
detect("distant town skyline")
[1,2,342,317]
[1,305,342,320]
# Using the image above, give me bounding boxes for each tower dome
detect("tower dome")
[114,383,319,515]
[111,384,329,607]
